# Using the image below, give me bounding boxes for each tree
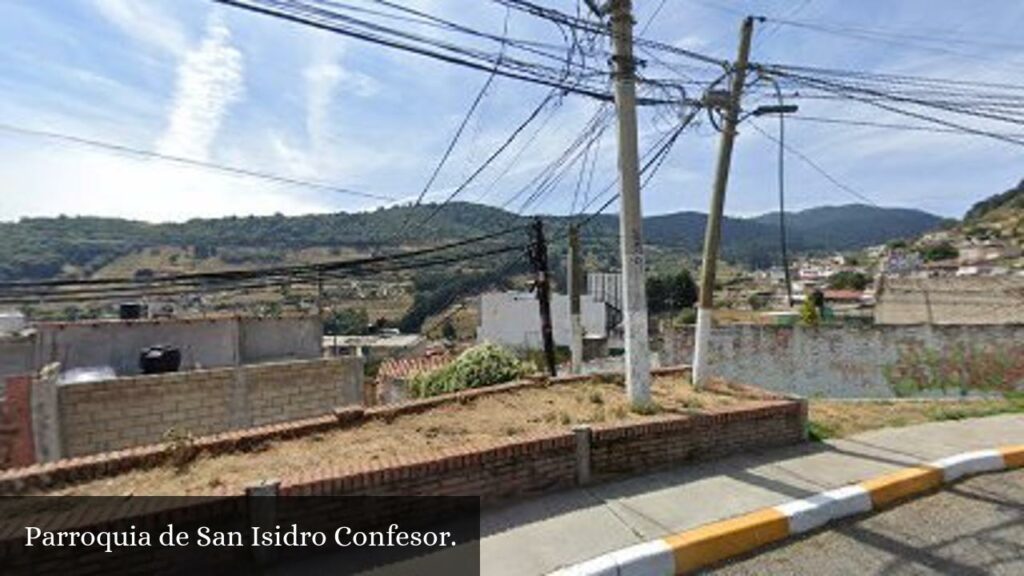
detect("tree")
[324,308,369,335]
[747,293,770,310]
[828,270,870,291]
[441,319,458,341]
[918,241,958,262]
[646,271,698,314]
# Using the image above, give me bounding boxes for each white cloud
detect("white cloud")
[0,142,335,222]
[155,17,244,161]
[91,0,187,55]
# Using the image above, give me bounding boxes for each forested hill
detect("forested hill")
[0,202,942,281]
[964,179,1024,222]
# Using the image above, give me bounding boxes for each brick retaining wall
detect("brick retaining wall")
[0,373,806,574]
[0,370,805,497]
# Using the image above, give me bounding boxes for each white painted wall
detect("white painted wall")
[477,291,608,349]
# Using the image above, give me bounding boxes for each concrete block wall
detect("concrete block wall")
[663,323,1024,398]
[29,315,321,377]
[58,357,363,458]
[0,333,35,388]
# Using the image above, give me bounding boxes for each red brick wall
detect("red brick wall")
[0,376,35,469]
[280,432,578,505]
[590,401,806,477]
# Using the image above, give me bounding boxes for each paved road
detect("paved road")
[716,468,1024,575]
[480,415,1024,576]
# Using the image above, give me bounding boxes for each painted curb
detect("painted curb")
[550,444,1024,575]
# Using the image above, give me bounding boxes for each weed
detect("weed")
[630,401,661,416]
[806,421,836,442]
[163,427,198,473]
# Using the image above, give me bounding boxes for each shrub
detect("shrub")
[800,297,820,326]
[410,343,530,398]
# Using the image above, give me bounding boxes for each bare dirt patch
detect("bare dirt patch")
[49,373,755,496]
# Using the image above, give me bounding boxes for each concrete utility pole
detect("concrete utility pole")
[608,0,651,404]
[567,225,584,374]
[693,16,755,388]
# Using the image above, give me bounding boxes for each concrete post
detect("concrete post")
[609,0,651,405]
[573,425,592,485]
[693,16,755,388]
[246,479,280,565]
[568,225,584,374]
[30,363,62,463]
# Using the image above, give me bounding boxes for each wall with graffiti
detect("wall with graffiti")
[662,324,1024,398]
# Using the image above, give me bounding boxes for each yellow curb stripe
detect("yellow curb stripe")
[664,508,789,574]
[859,466,943,508]
[1000,445,1024,469]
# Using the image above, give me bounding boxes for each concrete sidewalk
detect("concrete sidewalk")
[480,414,1024,576]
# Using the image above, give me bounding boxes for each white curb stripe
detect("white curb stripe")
[774,485,872,534]
[930,450,1006,482]
[550,445,1023,576]
[551,541,674,576]
[611,540,675,576]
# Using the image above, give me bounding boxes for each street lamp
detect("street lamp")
[752,104,799,116]
[754,81,798,308]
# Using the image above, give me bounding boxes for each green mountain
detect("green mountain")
[964,179,1024,222]
[752,204,949,252]
[0,202,943,281]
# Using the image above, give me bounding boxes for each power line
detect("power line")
[0,224,530,290]
[0,241,531,305]
[417,89,560,227]
[0,122,398,202]
[576,112,695,229]
[747,119,880,208]
[398,9,510,234]
[216,0,684,104]
[767,69,1024,147]
[763,16,1024,68]
[787,115,1024,138]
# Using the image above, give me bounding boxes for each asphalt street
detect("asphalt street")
[715,468,1024,575]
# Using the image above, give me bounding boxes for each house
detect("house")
[1,314,323,381]
[822,290,865,304]
[875,276,1024,324]
[323,333,426,360]
[959,240,1021,264]
[373,352,453,405]
[477,291,612,349]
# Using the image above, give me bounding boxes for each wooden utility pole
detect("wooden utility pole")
[567,224,584,374]
[530,218,558,377]
[316,268,324,319]
[693,16,755,388]
[608,0,651,404]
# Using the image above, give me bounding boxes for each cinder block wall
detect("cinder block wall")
[662,324,1024,398]
[58,357,363,457]
[31,315,322,376]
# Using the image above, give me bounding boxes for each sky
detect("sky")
[0,0,1021,223]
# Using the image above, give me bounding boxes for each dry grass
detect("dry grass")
[49,374,752,496]
[808,395,1024,439]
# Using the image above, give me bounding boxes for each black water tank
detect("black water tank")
[119,302,147,320]
[140,345,182,374]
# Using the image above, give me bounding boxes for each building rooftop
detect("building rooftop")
[323,333,424,349]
